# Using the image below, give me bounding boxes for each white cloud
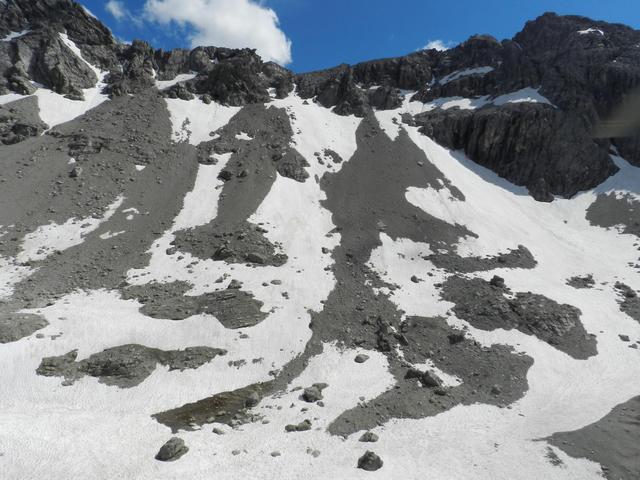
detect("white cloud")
[144,0,292,65]
[106,0,142,25]
[105,0,126,20]
[423,39,454,51]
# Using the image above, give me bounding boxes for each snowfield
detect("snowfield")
[0,88,639,480]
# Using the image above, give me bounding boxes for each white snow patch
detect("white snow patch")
[271,91,362,166]
[99,231,125,240]
[171,156,231,232]
[134,164,146,171]
[2,30,30,42]
[155,73,197,90]
[578,28,605,36]
[164,97,241,145]
[235,131,253,141]
[439,66,494,85]
[17,196,124,263]
[410,360,462,388]
[492,87,553,106]
[0,92,29,105]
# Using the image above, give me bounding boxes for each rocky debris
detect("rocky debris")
[155,437,189,462]
[442,276,597,359]
[354,354,370,363]
[412,104,616,201]
[122,281,267,328]
[275,150,310,182]
[68,166,82,178]
[301,383,328,403]
[587,193,640,238]
[359,432,379,443]
[0,98,46,145]
[405,368,443,388]
[322,148,343,164]
[427,245,537,273]
[567,274,596,289]
[285,419,312,432]
[306,448,321,458]
[36,344,227,388]
[615,282,638,298]
[489,275,505,288]
[545,447,564,467]
[614,282,640,325]
[0,312,48,344]
[448,330,466,344]
[153,382,272,432]
[173,223,288,267]
[357,451,384,471]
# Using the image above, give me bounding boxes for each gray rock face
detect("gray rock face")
[296,52,435,116]
[359,432,379,443]
[412,103,617,201]
[155,437,189,462]
[567,274,595,289]
[615,282,640,324]
[427,245,537,273]
[276,150,310,182]
[153,382,272,432]
[0,312,48,343]
[0,0,117,96]
[285,419,312,432]
[106,40,156,96]
[587,193,640,238]
[36,344,227,387]
[442,276,597,359]
[122,281,268,328]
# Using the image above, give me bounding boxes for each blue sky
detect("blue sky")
[81,0,640,73]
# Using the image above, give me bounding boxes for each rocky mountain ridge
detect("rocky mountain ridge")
[2,1,640,199]
[0,2,639,479]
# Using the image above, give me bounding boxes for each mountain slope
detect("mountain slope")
[0,1,639,479]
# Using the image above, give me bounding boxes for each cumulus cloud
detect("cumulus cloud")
[105,0,126,20]
[422,39,454,51]
[144,0,292,65]
[105,0,142,25]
